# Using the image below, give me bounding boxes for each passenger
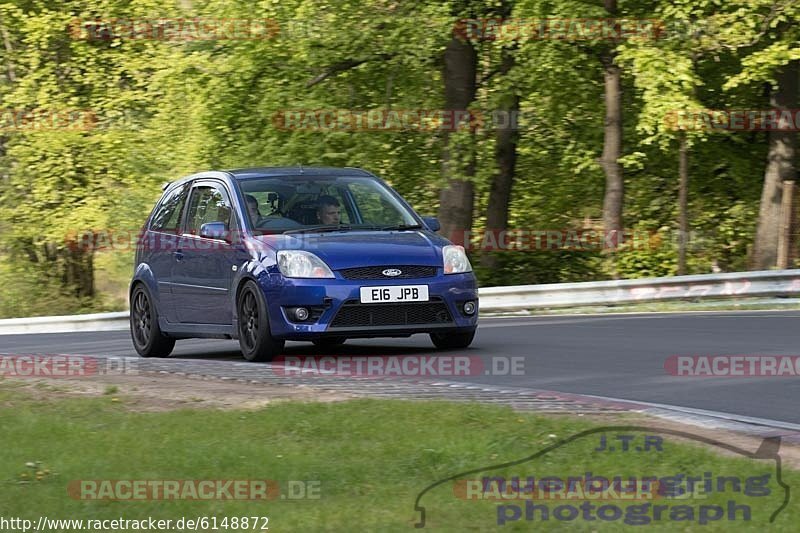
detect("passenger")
[245,194,264,226]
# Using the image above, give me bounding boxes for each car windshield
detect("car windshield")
[238,176,421,234]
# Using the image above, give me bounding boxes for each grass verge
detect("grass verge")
[0,381,796,531]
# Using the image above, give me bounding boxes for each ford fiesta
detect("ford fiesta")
[129,167,478,361]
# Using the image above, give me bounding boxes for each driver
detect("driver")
[316,195,341,225]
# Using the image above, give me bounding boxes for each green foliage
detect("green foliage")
[614,226,679,279]
[472,250,604,287]
[0,0,796,316]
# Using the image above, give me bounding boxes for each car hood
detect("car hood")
[253,230,449,270]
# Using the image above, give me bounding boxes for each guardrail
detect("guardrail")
[1,269,799,335]
[479,269,800,311]
[0,311,130,335]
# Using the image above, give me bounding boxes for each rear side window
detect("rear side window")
[149,183,189,233]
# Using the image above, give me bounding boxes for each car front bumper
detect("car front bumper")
[260,272,478,340]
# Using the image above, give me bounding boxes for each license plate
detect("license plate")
[359,285,429,303]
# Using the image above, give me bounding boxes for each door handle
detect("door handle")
[173,250,184,261]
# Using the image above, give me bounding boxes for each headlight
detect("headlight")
[277,250,335,278]
[443,245,472,274]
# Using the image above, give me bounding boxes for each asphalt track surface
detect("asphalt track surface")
[3,310,800,423]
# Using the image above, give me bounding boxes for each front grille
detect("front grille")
[339,265,437,280]
[330,298,453,328]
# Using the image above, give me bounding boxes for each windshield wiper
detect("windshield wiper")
[283,225,353,234]
[378,224,423,231]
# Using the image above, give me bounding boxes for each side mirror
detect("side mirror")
[199,221,229,241]
[422,216,440,232]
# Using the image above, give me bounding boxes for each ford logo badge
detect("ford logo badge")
[382,268,402,277]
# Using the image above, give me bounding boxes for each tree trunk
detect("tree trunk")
[677,134,689,275]
[482,51,519,268]
[751,60,798,270]
[1,25,17,82]
[438,34,477,243]
[61,245,95,298]
[600,0,623,241]
[777,179,795,269]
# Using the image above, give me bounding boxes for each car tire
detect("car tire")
[430,329,476,350]
[130,284,176,358]
[312,337,347,348]
[237,280,285,362]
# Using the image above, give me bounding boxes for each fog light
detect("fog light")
[463,301,476,315]
[294,307,310,321]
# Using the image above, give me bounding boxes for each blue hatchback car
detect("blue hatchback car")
[129,167,478,361]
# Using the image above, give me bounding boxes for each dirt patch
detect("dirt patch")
[0,371,354,412]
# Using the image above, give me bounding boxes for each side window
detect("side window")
[348,182,405,226]
[149,183,189,233]
[185,184,232,235]
[247,190,282,218]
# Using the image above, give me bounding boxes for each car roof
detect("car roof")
[225,166,374,180]
[161,166,377,192]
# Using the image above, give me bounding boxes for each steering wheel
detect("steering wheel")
[256,217,304,230]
